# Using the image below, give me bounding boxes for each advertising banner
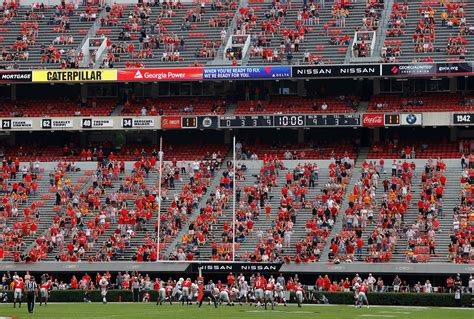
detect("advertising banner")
[362,114,385,127]
[33,70,117,82]
[293,64,381,78]
[0,71,32,82]
[383,62,474,76]
[435,62,473,75]
[203,66,291,80]
[161,116,182,129]
[400,113,423,126]
[117,68,203,81]
[188,263,283,274]
[382,63,436,76]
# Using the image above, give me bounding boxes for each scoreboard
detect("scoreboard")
[218,114,360,128]
[220,115,274,128]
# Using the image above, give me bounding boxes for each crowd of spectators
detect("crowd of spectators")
[450,165,473,263]
[403,160,445,263]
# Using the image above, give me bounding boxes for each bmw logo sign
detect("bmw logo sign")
[406,114,417,125]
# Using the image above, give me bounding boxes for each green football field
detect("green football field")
[0,303,472,319]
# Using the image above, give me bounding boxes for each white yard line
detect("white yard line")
[378,311,411,314]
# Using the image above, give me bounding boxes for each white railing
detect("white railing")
[79,38,91,68]
[93,38,109,68]
[223,34,250,63]
[352,31,377,58]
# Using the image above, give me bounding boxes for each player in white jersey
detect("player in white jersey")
[156,280,172,305]
[173,278,184,301]
[99,277,109,304]
[230,287,239,305]
[274,282,287,306]
[239,280,249,305]
[294,283,304,308]
[353,281,361,307]
[218,288,232,306]
[191,282,199,301]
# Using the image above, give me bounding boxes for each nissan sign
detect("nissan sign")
[292,65,381,78]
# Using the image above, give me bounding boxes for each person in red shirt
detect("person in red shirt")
[70,276,78,289]
[316,275,324,291]
[227,273,235,286]
[323,275,331,291]
[330,281,339,292]
[285,171,292,185]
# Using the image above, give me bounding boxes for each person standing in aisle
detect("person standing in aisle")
[25,276,38,313]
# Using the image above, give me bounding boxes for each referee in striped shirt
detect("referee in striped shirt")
[25,276,38,313]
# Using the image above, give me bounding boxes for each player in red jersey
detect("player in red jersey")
[264,280,275,310]
[254,273,266,307]
[357,282,369,308]
[13,278,24,308]
[182,278,193,305]
[39,279,51,306]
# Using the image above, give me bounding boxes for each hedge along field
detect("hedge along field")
[0,290,471,307]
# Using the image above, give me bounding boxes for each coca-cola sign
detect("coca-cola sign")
[362,114,384,127]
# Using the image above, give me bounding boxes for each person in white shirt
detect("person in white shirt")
[99,277,109,304]
[424,280,432,293]
[367,274,376,292]
[468,275,474,293]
